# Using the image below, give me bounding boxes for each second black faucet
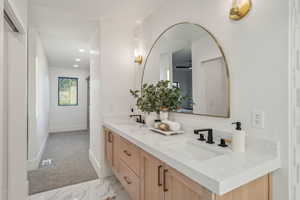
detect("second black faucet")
[194,129,214,144]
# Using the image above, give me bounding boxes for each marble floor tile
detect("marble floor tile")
[29,177,130,200]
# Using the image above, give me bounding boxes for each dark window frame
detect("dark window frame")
[58,77,79,106]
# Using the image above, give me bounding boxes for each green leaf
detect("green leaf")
[129,80,188,113]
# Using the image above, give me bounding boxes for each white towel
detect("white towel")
[162,120,181,131]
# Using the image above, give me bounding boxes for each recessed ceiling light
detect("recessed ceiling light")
[73,64,79,68]
[75,58,81,62]
[79,49,85,53]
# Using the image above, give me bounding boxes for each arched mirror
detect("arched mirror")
[142,22,230,118]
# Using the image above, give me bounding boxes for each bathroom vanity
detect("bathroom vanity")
[103,120,280,200]
[103,22,280,200]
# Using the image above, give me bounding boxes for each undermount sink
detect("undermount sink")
[116,121,140,126]
[117,121,146,131]
[114,122,224,161]
[163,139,223,162]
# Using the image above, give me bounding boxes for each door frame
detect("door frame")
[290,0,300,199]
[86,76,90,130]
[2,0,28,199]
[0,0,5,198]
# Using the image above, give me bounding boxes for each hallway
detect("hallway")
[28,131,98,195]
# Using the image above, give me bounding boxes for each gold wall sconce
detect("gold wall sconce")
[134,56,143,64]
[134,49,143,64]
[229,0,252,20]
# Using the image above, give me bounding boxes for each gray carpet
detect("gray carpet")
[28,130,98,195]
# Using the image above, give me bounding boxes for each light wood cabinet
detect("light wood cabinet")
[140,152,164,200]
[140,152,213,200]
[164,166,214,200]
[104,128,113,167]
[104,129,140,199]
[104,128,272,200]
[104,128,120,173]
[117,160,140,200]
[119,136,140,176]
[215,175,271,200]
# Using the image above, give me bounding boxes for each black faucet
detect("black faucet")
[130,114,145,124]
[194,129,214,144]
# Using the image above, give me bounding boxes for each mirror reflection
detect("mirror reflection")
[142,23,230,118]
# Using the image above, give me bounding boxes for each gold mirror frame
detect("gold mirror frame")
[141,22,231,118]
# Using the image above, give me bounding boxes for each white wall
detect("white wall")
[89,19,137,178]
[89,26,103,177]
[137,1,290,200]
[98,19,136,117]
[49,67,89,133]
[27,29,50,170]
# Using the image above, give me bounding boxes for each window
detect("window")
[58,77,78,106]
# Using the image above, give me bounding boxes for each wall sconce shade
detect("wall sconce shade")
[134,48,143,64]
[229,0,252,20]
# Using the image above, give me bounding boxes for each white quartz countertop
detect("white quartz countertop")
[103,119,281,195]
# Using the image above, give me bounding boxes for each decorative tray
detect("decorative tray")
[149,127,184,136]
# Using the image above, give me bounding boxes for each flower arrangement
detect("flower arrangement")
[130,80,186,114]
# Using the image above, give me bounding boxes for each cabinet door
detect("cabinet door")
[117,160,140,200]
[164,166,214,200]
[112,133,120,173]
[215,175,270,200]
[104,129,113,167]
[140,152,164,200]
[119,136,140,176]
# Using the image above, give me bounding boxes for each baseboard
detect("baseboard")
[89,149,102,178]
[26,179,29,198]
[27,135,48,171]
[49,129,88,134]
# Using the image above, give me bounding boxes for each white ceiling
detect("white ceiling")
[29,0,165,69]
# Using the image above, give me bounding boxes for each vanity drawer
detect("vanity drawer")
[119,136,140,176]
[117,160,140,200]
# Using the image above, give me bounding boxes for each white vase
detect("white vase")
[160,111,169,121]
[144,113,157,127]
